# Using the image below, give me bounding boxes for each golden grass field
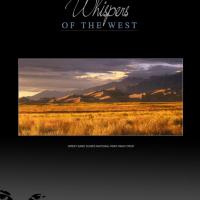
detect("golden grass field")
[18,102,183,136]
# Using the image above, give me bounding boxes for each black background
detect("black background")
[1,0,199,200]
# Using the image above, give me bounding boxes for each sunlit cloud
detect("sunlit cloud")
[75,71,129,81]
[126,62,183,70]
[19,91,41,98]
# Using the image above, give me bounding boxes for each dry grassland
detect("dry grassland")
[19,102,183,136]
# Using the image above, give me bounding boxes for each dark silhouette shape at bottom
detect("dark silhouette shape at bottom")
[0,188,46,200]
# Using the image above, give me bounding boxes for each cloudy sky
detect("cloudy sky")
[18,58,183,97]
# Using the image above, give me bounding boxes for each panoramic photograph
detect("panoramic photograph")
[18,58,183,136]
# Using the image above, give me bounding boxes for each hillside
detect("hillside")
[19,72,183,103]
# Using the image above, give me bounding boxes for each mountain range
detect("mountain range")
[19,71,183,103]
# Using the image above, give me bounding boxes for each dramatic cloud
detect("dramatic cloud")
[18,58,183,97]
[75,71,129,81]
